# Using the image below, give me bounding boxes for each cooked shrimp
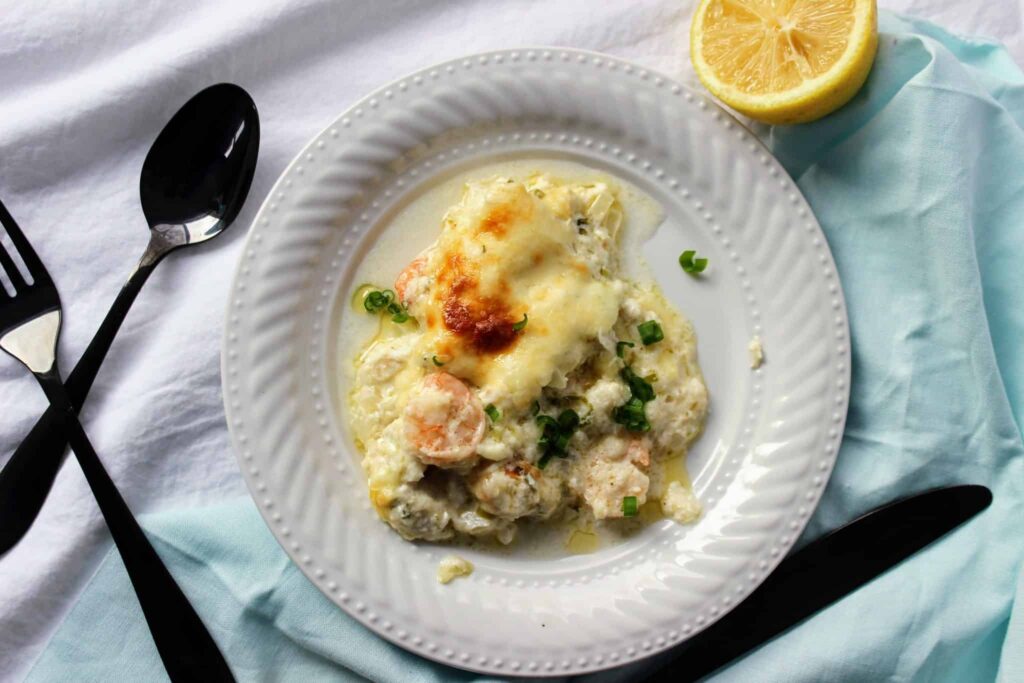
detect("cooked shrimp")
[469,458,560,519]
[404,372,485,467]
[394,252,429,308]
[626,438,650,468]
[582,436,651,519]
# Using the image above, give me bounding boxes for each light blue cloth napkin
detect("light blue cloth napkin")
[26,12,1024,682]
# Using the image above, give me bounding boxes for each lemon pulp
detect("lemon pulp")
[691,0,878,124]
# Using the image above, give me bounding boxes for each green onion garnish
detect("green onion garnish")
[612,365,657,432]
[513,314,528,332]
[535,409,580,467]
[364,290,387,312]
[622,496,639,517]
[554,432,571,451]
[612,397,650,432]
[533,189,546,198]
[620,366,655,402]
[484,404,501,423]
[679,249,709,275]
[535,414,558,431]
[530,400,540,416]
[638,320,664,346]
[557,409,580,431]
[387,301,410,323]
[616,340,635,359]
[618,396,645,417]
[432,355,445,367]
[362,286,410,322]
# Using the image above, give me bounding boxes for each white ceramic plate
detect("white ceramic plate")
[223,48,850,676]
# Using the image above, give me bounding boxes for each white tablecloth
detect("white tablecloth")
[1,1,1021,680]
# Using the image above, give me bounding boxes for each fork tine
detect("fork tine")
[0,240,27,291]
[0,197,51,286]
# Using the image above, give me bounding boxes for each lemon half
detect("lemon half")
[691,0,878,125]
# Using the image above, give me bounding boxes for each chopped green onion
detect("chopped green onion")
[536,414,557,427]
[432,355,445,367]
[612,397,650,432]
[622,496,639,517]
[679,249,709,275]
[530,400,540,416]
[387,301,410,323]
[484,404,501,423]
[616,340,635,359]
[364,290,387,312]
[535,407,580,466]
[535,414,558,430]
[513,314,528,332]
[612,362,656,433]
[363,286,410,323]
[638,320,664,346]
[616,396,645,418]
[557,409,580,431]
[533,189,546,198]
[554,432,571,452]
[620,366,655,402]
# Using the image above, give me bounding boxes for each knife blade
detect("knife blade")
[642,484,993,682]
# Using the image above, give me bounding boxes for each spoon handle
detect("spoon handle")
[34,366,235,682]
[0,250,160,554]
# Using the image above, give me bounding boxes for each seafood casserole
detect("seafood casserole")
[347,172,708,545]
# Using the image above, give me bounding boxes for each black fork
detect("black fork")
[0,198,234,682]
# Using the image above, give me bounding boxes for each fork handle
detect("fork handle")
[0,254,159,554]
[34,367,234,682]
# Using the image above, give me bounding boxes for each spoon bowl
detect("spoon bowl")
[140,83,259,246]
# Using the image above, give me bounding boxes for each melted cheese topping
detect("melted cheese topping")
[413,179,621,410]
[437,555,474,584]
[748,335,765,369]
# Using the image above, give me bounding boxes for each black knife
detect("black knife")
[641,484,993,682]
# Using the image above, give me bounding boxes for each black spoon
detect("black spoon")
[0,83,259,554]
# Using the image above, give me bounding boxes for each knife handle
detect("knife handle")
[34,367,235,682]
[641,485,992,682]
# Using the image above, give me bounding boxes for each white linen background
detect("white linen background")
[0,1,1020,680]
